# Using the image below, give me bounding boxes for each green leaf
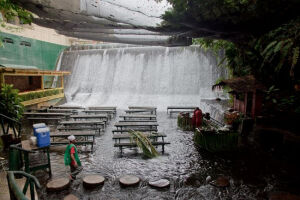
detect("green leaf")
[262,41,277,55]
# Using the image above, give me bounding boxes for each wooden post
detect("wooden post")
[0,73,5,88]
[60,76,64,89]
[41,76,44,90]
[47,148,52,177]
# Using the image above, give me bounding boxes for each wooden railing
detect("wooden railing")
[19,88,64,106]
[0,113,22,139]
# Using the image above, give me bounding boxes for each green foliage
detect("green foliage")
[177,114,193,131]
[19,88,62,102]
[194,127,238,152]
[193,37,252,76]
[258,18,300,80]
[163,0,299,40]
[0,84,24,120]
[128,130,159,158]
[194,17,300,110]
[264,85,300,113]
[0,0,32,46]
[0,0,32,24]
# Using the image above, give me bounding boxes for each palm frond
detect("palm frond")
[128,130,159,158]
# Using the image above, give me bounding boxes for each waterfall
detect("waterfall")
[51,51,63,88]
[59,44,228,113]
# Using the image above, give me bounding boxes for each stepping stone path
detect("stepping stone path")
[64,194,79,200]
[83,175,105,188]
[119,175,140,186]
[149,179,170,188]
[46,178,70,192]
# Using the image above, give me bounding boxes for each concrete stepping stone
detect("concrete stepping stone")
[46,178,70,192]
[119,175,140,186]
[83,175,105,188]
[64,194,79,200]
[149,179,170,188]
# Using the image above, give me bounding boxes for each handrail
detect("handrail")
[0,113,21,125]
[210,117,225,127]
[7,171,41,200]
[18,87,63,95]
[0,113,22,139]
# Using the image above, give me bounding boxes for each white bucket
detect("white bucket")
[30,136,37,146]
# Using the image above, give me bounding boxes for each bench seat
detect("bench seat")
[51,141,94,151]
[57,126,103,134]
[27,117,62,120]
[112,129,157,133]
[114,141,170,154]
[113,133,166,139]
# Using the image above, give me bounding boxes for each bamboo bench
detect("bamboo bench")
[124,109,156,115]
[82,110,115,118]
[119,119,157,123]
[52,105,84,109]
[70,114,108,120]
[24,112,70,117]
[57,126,103,134]
[113,133,166,142]
[50,132,95,151]
[59,120,105,129]
[169,110,193,115]
[114,141,170,154]
[167,106,197,114]
[26,117,63,124]
[47,108,79,114]
[119,114,157,120]
[27,117,63,120]
[115,121,159,131]
[88,106,117,111]
[112,129,158,134]
[70,115,108,125]
[128,107,157,115]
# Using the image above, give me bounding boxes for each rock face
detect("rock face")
[83,175,105,188]
[149,179,170,188]
[64,194,79,200]
[119,175,140,186]
[46,178,70,192]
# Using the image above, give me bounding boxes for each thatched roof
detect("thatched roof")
[212,75,265,93]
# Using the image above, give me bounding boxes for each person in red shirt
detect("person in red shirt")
[193,107,203,129]
[64,135,82,180]
[192,109,197,129]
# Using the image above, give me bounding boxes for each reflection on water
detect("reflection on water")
[36,111,299,200]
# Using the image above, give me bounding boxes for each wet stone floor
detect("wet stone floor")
[19,111,300,199]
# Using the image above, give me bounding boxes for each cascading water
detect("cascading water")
[37,45,293,200]
[59,44,228,116]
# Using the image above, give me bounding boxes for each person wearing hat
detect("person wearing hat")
[64,135,82,180]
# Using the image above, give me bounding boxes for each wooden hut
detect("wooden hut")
[212,75,265,118]
[0,67,70,107]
